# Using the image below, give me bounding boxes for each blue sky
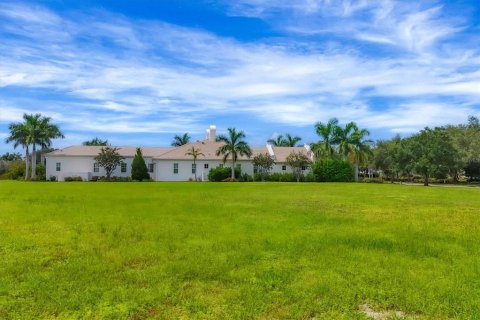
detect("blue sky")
[1,0,479,153]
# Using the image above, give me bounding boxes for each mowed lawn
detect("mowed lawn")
[0,182,479,319]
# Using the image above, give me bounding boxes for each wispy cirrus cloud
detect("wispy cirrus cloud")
[0,0,479,153]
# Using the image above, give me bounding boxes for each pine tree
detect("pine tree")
[131,148,150,181]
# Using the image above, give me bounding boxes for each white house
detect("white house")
[45,126,314,181]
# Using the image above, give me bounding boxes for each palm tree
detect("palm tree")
[336,122,372,181]
[171,133,190,147]
[185,146,204,181]
[83,137,109,146]
[23,114,64,179]
[5,122,30,179]
[313,118,339,157]
[216,128,252,179]
[284,133,302,147]
[267,135,285,146]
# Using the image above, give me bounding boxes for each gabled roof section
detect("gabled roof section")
[154,140,268,161]
[45,146,175,158]
[271,146,312,163]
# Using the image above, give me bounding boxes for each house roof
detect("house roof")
[44,146,174,158]
[154,140,268,161]
[45,142,313,162]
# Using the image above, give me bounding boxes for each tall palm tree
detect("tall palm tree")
[185,146,204,181]
[5,122,30,180]
[336,122,372,181]
[24,114,64,179]
[267,135,285,146]
[313,118,340,157]
[216,128,252,179]
[284,133,302,147]
[171,133,190,147]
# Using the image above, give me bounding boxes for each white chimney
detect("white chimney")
[205,128,210,140]
[208,125,216,142]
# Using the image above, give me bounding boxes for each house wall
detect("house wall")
[45,156,154,181]
[46,156,310,181]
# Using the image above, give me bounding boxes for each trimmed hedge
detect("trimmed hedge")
[312,159,354,182]
[208,166,241,182]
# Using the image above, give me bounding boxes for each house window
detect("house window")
[236,164,241,170]
[253,165,258,174]
[56,162,61,172]
[204,163,209,169]
[93,163,99,173]
[282,165,286,171]
[219,164,224,168]
[302,166,309,171]
[173,163,178,174]
[121,162,127,173]
[192,163,196,174]
[148,163,154,173]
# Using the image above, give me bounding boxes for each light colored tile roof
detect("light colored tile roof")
[272,146,312,162]
[155,140,269,160]
[44,143,311,162]
[45,146,174,157]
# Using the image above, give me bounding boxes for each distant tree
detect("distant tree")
[83,137,109,146]
[131,148,150,181]
[25,113,64,179]
[216,128,252,179]
[268,134,302,147]
[267,135,286,146]
[0,152,22,161]
[464,160,480,181]
[5,121,31,179]
[408,127,458,186]
[335,122,373,181]
[252,153,275,181]
[313,118,340,158]
[185,146,204,181]
[286,151,312,182]
[94,147,124,180]
[171,133,190,147]
[284,134,302,147]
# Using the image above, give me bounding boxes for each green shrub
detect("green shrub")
[360,177,384,183]
[65,176,83,182]
[36,164,46,181]
[269,172,296,182]
[312,159,354,182]
[131,148,150,181]
[208,166,241,182]
[305,172,316,182]
[1,161,26,180]
[49,176,57,182]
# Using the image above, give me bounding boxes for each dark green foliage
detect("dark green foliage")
[82,137,109,146]
[312,159,354,182]
[252,153,274,181]
[464,160,480,181]
[0,161,26,180]
[64,176,83,182]
[407,127,458,186]
[0,152,22,161]
[208,166,241,182]
[36,164,46,181]
[131,148,150,181]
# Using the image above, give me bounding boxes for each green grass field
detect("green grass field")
[1,181,479,319]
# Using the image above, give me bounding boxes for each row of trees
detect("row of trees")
[374,117,480,185]
[170,132,304,147]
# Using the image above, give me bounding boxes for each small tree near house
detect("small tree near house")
[131,148,150,181]
[252,153,275,181]
[94,147,124,180]
[286,151,312,182]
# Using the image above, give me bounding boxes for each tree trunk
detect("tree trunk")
[193,159,197,181]
[31,144,36,179]
[231,161,235,179]
[24,145,29,180]
[424,174,429,186]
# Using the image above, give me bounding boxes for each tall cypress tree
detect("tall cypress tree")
[131,148,150,181]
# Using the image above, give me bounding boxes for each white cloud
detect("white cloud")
[0,0,479,144]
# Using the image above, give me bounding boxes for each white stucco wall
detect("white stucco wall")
[45,156,155,181]
[46,156,310,181]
